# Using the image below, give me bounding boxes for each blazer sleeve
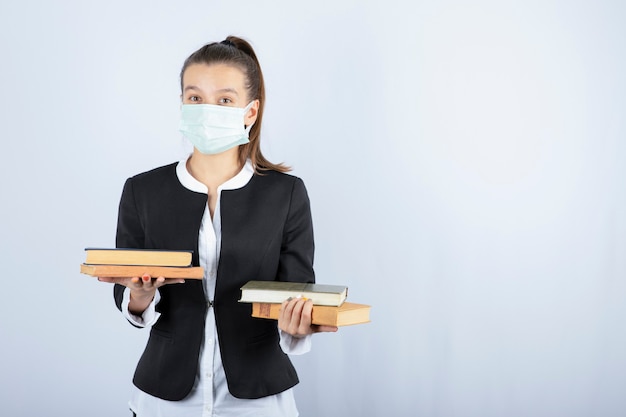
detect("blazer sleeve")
[113,177,145,311]
[276,177,315,284]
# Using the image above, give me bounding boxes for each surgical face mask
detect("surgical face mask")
[179,101,255,155]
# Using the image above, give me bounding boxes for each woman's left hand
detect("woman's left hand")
[278,297,338,337]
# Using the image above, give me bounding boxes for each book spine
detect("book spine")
[252,303,339,326]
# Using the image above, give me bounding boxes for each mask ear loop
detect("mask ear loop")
[243,100,256,134]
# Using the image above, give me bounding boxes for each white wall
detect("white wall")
[1,1,624,416]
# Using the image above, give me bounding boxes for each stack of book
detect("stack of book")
[80,248,204,279]
[240,281,370,327]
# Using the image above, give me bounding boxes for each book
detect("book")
[251,302,371,327]
[84,248,193,267]
[239,280,348,306]
[80,264,204,279]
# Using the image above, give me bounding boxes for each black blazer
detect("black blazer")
[113,162,315,401]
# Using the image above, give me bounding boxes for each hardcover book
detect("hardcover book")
[251,302,371,327]
[239,280,348,306]
[84,248,193,267]
[80,264,204,279]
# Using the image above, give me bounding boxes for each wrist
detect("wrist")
[128,290,155,315]
[130,288,156,302]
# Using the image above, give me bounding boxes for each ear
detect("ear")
[244,99,260,127]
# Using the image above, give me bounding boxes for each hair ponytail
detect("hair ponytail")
[180,36,290,173]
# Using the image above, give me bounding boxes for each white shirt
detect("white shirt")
[121,157,311,417]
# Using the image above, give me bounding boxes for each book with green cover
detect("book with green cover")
[239,280,348,306]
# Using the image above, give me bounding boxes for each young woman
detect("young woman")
[98,36,337,416]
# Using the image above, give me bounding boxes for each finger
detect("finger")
[141,274,160,290]
[277,299,290,332]
[298,299,314,332]
[281,297,297,320]
[279,297,301,333]
[288,298,310,334]
[96,276,163,290]
[291,298,307,320]
[154,277,185,287]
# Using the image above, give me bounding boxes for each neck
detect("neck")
[187,147,242,190]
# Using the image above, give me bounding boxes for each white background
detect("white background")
[1,1,625,416]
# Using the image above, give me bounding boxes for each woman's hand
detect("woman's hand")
[97,275,185,315]
[278,297,338,337]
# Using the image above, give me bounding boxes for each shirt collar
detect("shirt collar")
[175,155,254,194]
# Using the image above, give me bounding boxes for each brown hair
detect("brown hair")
[180,36,290,173]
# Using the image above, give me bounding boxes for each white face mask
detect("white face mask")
[179,101,255,155]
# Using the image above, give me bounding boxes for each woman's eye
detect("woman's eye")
[189,96,201,102]
[218,98,233,104]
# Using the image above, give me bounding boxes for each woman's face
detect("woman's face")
[181,63,259,126]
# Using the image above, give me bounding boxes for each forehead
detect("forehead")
[182,63,247,91]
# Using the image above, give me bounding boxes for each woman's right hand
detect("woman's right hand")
[97,275,185,315]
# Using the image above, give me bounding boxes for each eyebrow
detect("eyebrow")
[183,85,239,96]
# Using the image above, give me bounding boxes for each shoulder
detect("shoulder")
[250,169,306,189]
[128,162,178,184]
[123,163,180,194]
[121,162,187,201]
[223,169,309,205]
[244,170,310,208]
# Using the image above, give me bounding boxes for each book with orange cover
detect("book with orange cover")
[251,302,371,327]
[80,263,204,279]
[84,248,193,267]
